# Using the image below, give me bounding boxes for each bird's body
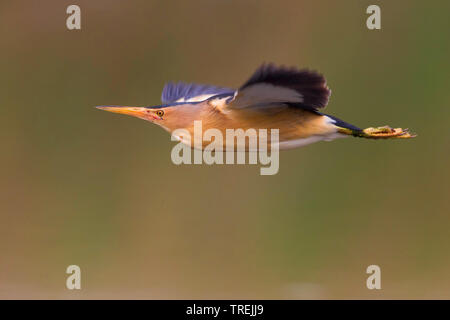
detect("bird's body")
[97,63,414,150]
[164,104,337,150]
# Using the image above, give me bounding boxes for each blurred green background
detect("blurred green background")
[1,0,449,299]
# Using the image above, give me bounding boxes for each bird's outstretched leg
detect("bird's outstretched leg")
[338,126,416,139]
[360,126,415,139]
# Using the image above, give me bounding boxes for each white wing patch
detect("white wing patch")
[176,93,222,103]
[229,83,303,109]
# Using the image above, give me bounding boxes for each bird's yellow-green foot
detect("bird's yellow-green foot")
[361,126,415,139]
[338,125,415,139]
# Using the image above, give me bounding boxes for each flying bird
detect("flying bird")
[97,63,414,150]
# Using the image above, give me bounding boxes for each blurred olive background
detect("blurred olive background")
[0,0,449,299]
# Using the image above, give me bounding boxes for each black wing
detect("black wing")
[228,63,331,110]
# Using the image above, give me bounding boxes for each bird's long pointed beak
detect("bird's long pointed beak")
[95,106,148,119]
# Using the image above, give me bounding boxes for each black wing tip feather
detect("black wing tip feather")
[241,63,331,109]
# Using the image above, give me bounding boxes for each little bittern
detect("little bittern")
[97,63,415,150]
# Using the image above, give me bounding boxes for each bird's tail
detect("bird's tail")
[326,115,416,139]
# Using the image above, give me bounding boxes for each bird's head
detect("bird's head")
[96,103,200,132]
[96,105,168,122]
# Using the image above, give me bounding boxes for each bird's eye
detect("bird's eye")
[156,110,164,117]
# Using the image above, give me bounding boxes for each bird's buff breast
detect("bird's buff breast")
[170,109,341,151]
